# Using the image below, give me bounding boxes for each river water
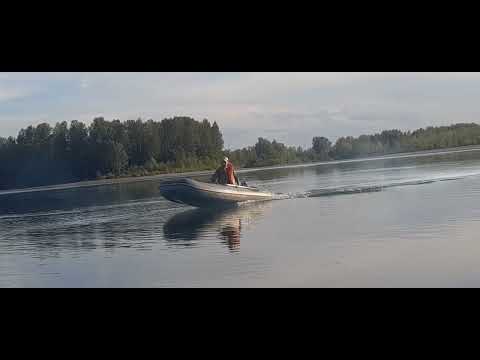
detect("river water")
[2,148,480,287]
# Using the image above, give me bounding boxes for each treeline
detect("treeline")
[2,118,480,190]
[329,123,480,159]
[226,136,332,168]
[227,123,480,168]
[0,117,223,189]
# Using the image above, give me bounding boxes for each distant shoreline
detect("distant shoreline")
[2,144,480,196]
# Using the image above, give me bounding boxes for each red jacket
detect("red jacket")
[226,162,236,185]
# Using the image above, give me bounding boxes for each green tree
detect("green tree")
[33,123,52,147]
[52,121,69,160]
[312,136,331,160]
[70,120,90,178]
[211,121,224,156]
[108,142,128,176]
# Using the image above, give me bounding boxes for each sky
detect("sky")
[1,72,480,149]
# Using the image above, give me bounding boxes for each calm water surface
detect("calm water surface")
[2,148,480,287]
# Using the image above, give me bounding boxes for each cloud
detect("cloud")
[0,86,31,103]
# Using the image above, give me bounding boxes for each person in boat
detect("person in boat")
[211,157,240,185]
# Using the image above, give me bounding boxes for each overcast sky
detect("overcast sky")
[1,72,480,149]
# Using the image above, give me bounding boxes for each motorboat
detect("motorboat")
[159,178,273,208]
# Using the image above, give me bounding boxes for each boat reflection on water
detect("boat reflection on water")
[163,201,272,252]
[218,218,241,251]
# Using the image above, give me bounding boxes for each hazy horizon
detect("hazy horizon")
[1,72,480,149]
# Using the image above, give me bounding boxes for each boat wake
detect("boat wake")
[272,171,480,200]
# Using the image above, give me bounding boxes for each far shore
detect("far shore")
[2,144,480,196]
